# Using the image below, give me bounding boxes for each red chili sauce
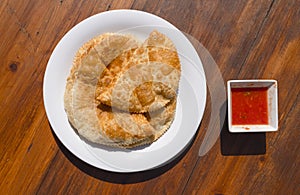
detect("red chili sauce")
[231,87,268,125]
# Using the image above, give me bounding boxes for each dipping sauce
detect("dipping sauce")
[231,87,268,125]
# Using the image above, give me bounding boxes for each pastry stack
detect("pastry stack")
[64,30,181,148]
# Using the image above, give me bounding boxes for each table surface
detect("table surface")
[1,0,299,194]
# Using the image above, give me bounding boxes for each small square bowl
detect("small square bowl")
[227,79,278,133]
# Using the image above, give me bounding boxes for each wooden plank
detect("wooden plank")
[183,0,300,194]
[0,0,112,193]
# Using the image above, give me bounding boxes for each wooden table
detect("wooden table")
[1,0,299,194]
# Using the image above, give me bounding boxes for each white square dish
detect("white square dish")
[227,80,278,133]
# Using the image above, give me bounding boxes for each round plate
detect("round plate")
[43,9,206,172]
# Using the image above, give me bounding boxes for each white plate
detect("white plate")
[43,9,206,172]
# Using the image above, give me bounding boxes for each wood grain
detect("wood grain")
[0,0,299,194]
[184,0,300,194]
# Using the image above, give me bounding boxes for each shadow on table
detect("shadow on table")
[51,126,195,184]
[220,105,266,156]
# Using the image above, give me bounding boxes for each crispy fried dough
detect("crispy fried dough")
[96,30,181,113]
[64,31,179,148]
[64,33,155,147]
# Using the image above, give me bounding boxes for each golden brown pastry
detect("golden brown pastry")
[96,30,181,113]
[64,31,180,148]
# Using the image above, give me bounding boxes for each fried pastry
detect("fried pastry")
[64,33,154,147]
[96,30,181,113]
[64,31,180,148]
